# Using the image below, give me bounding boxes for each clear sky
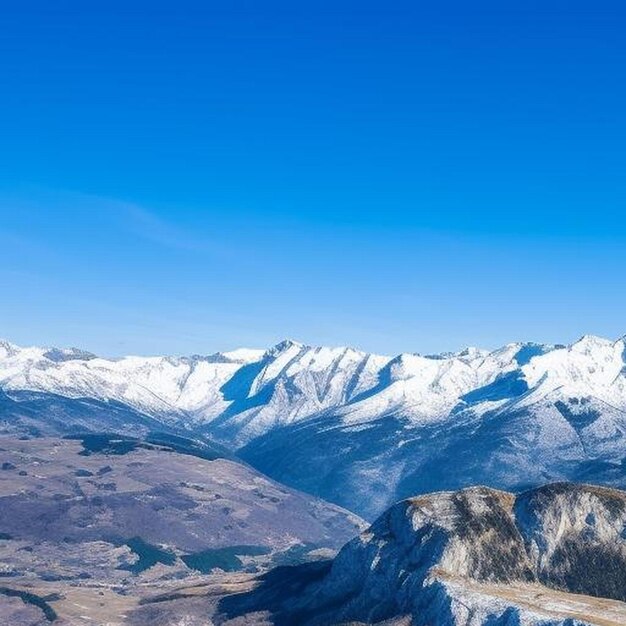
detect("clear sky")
[1,1,625,356]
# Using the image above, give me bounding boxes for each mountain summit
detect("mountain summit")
[214,482,626,626]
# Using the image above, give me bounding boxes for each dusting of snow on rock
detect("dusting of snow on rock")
[216,483,626,625]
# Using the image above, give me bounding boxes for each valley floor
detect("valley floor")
[0,572,250,625]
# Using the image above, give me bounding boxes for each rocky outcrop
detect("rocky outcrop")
[216,483,626,625]
[515,483,626,602]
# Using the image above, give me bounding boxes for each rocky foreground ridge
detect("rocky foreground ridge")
[202,482,626,625]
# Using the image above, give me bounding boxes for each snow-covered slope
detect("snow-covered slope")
[214,483,626,626]
[0,336,559,436]
[2,337,546,438]
[4,335,626,518]
[0,338,264,424]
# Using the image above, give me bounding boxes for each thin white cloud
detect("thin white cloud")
[0,187,232,258]
[123,203,217,254]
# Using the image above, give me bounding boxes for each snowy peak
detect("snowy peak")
[265,338,305,356]
[219,347,265,363]
[3,333,626,441]
[522,334,626,392]
[201,348,266,364]
[0,339,19,359]
[43,347,97,362]
[571,333,617,352]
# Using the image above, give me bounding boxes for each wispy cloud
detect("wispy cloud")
[122,203,219,254]
[0,187,232,258]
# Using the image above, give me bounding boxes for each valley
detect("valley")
[3,336,626,624]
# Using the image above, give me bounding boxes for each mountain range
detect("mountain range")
[3,335,626,518]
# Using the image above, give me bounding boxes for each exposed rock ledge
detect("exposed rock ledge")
[209,483,626,625]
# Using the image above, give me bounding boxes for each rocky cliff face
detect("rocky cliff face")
[215,483,626,626]
[515,483,626,601]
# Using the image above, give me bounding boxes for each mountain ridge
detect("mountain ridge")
[218,482,626,625]
[4,334,626,518]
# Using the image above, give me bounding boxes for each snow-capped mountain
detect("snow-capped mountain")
[0,336,555,436]
[0,338,266,425]
[4,334,626,518]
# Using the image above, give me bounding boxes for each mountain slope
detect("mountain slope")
[212,483,626,626]
[0,435,365,624]
[4,335,626,518]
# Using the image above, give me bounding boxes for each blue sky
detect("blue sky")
[1,1,625,356]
